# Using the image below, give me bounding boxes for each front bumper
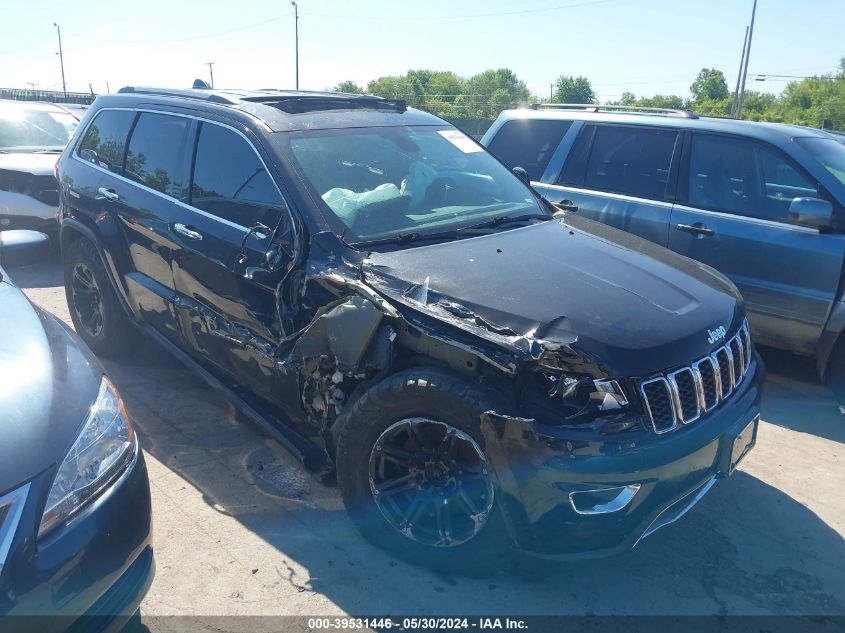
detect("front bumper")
[0,449,154,632]
[486,352,764,559]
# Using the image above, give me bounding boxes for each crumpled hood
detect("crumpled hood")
[0,152,58,176]
[362,216,744,377]
[0,277,102,494]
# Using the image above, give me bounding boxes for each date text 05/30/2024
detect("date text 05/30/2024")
[306,617,529,630]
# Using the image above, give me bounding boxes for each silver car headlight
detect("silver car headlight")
[38,377,136,537]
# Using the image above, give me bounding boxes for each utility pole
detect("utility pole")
[731,26,749,118]
[290,2,299,89]
[205,62,215,88]
[26,82,37,91]
[106,81,110,94]
[53,23,66,95]
[550,83,554,102]
[735,0,758,120]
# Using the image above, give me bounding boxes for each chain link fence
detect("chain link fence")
[0,88,96,105]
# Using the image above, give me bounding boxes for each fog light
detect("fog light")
[568,484,640,515]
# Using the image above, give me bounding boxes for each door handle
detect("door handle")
[173,223,203,241]
[676,223,715,237]
[97,187,119,201]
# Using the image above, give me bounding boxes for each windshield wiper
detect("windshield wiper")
[456,212,552,233]
[353,230,462,248]
[353,213,552,248]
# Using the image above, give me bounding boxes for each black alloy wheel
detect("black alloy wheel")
[70,262,104,338]
[368,417,495,548]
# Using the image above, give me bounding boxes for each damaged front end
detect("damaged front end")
[272,229,646,479]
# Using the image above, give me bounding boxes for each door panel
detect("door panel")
[668,205,842,352]
[669,132,845,353]
[544,184,673,246]
[102,112,193,342]
[171,120,295,406]
[544,123,680,246]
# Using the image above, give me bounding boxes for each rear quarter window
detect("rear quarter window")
[76,110,136,174]
[486,119,571,182]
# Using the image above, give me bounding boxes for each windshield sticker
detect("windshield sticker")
[437,129,483,153]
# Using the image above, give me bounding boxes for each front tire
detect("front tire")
[63,237,137,357]
[334,367,511,576]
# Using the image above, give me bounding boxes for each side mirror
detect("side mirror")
[0,230,51,268]
[789,197,833,229]
[512,166,531,187]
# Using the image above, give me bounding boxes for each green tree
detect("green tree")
[690,68,730,102]
[777,71,845,130]
[609,92,688,110]
[334,80,364,94]
[366,75,407,100]
[464,68,530,117]
[553,75,596,104]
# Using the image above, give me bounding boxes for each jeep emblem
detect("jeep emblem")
[707,326,727,345]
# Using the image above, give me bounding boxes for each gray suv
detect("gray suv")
[482,105,845,399]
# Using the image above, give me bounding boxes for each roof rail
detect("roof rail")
[528,103,698,119]
[117,86,240,105]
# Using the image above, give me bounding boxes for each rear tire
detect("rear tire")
[334,367,512,577]
[63,237,138,358]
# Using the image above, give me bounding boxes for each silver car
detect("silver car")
[0,100,80,239]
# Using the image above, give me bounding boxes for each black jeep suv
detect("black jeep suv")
[56,87,763,571]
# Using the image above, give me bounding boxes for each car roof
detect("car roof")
[88,87,446,133]
[496,106,837,143]
[0,99,77,114]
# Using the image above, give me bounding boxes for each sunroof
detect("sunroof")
[247,95,407,114]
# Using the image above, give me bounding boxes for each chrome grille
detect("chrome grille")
[640,320,752,435]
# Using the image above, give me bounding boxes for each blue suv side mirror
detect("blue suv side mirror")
[789,197,833,229]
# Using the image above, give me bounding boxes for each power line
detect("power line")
[303,0,623,21]
[99,13,292,44]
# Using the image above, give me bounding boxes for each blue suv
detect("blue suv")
[482,105,845,400]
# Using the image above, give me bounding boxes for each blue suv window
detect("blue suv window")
[486,119,571,181]
[583,125,678,201]
[688,134,818,223]
[76,110,135,174]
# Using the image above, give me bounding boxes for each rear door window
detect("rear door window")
[76,110,136,174]
[190,122,286,228]
[124,113,191,197]
[687,134,819,222]
[583,125,679,200]
[486,119,571,181]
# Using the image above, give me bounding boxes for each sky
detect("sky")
[0,0,842,102]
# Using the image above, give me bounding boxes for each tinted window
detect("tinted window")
[583,125,678,200]
[76,110,135,174]
[688,134,818,222]
[558,125,594,185]
[486,119,571,181]
[124,113,191,196]
[190,123,286,228]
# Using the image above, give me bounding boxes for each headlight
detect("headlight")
[39,377,136,537]
[550,376,628,409]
